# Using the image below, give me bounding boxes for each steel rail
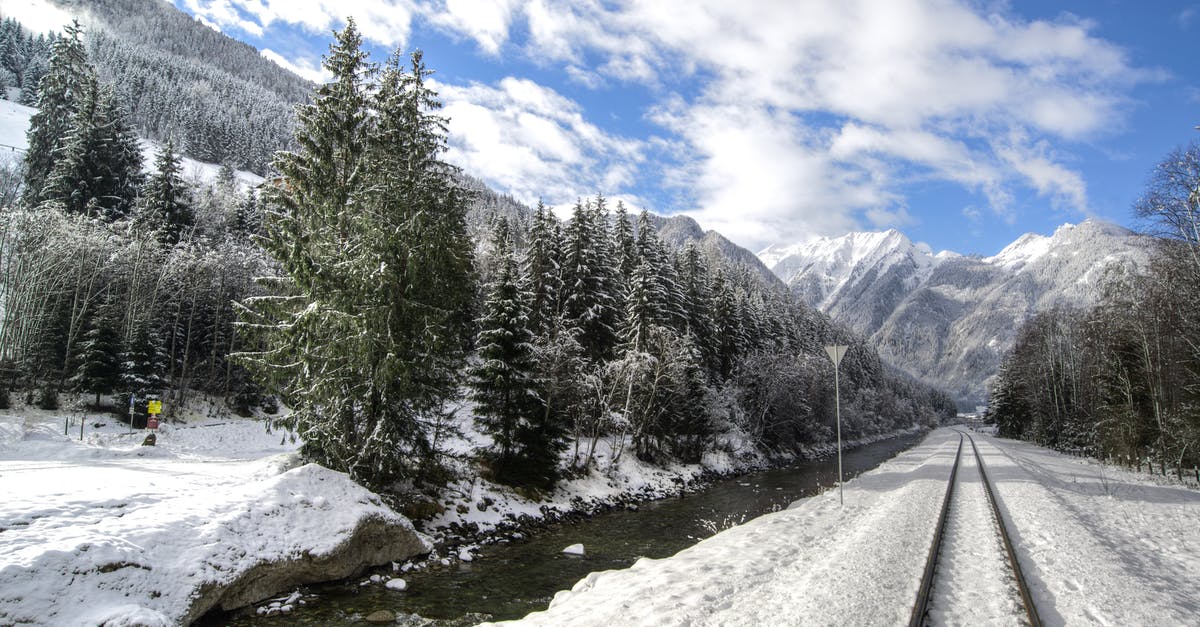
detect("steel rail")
[964,432,1042,627]
[909,433,964,627]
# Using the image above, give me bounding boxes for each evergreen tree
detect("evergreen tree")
[121,322,167,426]
[612,199,637,283]
[72,302,123,408]
[40,73,101,215]
[23,21,89,206]
[562,199,619,361]
[471,219,558,486]
[522,200,562,336]
[39,79,141,219]
[138,139,193,243]
[240,24,474,487]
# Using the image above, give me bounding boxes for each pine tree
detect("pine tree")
[138,139,193,243]
[72,303,122,408]
[522,200,562,336]
[23,21,89,206]
[40,79,142,219]
[40,72,101,215]
[239,24,474,486]
[121,322,167,426]
[562,199,619,361]
[612,200,637,284]
[470,219,558,486]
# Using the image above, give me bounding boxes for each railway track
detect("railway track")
[910,431,1041,626]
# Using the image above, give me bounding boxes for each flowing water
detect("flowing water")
[201,432,924,626]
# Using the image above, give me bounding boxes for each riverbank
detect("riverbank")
[497,428,1200,626]
[0,397,925,626]
[0,406,431,627]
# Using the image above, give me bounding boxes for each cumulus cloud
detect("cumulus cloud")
[434,0,1151,248]
[178,0,1155,249]
[181,0,419,46]
[435,77,645,208]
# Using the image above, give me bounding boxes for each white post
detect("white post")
[824,345,849,506]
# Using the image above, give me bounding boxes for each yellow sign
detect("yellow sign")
[147,400,162,415]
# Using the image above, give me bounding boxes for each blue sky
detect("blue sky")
[171,0,1200,256]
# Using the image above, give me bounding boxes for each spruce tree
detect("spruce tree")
[562,199,619,361]
[23,21,89,206]
[239,23,474,487]
[470,219,557,486]
[72,303,122,408]
[522,200,562,336]
[121,323,167,426]
[40,72,100,215]
[138,139,193,244]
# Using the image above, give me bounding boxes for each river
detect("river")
[201,431,925,625]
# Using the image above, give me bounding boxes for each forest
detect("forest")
[0,19,955,493]
[988,143,1200,475]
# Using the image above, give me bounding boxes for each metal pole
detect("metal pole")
[823,345,848,506]
[835,362,842,505]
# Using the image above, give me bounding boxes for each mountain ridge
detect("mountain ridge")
[758,218,1151,406]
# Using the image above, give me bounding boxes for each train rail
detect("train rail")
[910,431,1041,626]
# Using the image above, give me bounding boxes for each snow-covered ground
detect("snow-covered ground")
[496,428,1200,626]
[0,401,427,627]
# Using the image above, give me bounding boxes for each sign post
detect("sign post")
[824,345,849,505]
[147,399,162,430]
[128,394,135,434]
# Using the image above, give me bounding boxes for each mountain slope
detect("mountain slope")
[760,220,1152,406]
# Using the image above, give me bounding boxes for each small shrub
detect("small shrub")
[36,386,58,410]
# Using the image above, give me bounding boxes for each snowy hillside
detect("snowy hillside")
[0,99,264,186]
[760,220,1152,405]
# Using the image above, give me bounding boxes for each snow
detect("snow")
[986,232,1053,269]
[562,544,586,556]
[757,229,944,308]
[0,405,428,627]
[385,578,408,591]
[493,428,1200,626]
[0,96,264,188]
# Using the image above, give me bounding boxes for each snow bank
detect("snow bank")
[0,410,431,626]
[494,429,1200,625]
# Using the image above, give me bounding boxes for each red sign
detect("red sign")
[147,418,159,429]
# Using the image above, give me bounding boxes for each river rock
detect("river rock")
[182,515,429,623]
[365,608,396,623]
[562,543,585,556]
[385,577,407,591]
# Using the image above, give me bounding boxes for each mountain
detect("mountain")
[652,214,786,289]
[760,219,1153,407]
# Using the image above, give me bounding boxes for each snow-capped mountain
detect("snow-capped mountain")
[759,219,1153,406]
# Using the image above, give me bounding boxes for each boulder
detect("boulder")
[182,514,428,623]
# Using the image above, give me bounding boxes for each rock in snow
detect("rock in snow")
[0,461,432,626]
[562,543,586,556]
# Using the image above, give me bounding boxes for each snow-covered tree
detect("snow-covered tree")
[471,219,562,486]
[137,139,193,244]
[239,23,474,487]
[72,300,122,408]
[23,21,89,207]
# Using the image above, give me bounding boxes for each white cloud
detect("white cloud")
[174,0,1155,249]
[260,48,330,82]
[435,77,644,209]
[431,0,1154,248]
[427,0,520,55]
[181,0,418,46]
